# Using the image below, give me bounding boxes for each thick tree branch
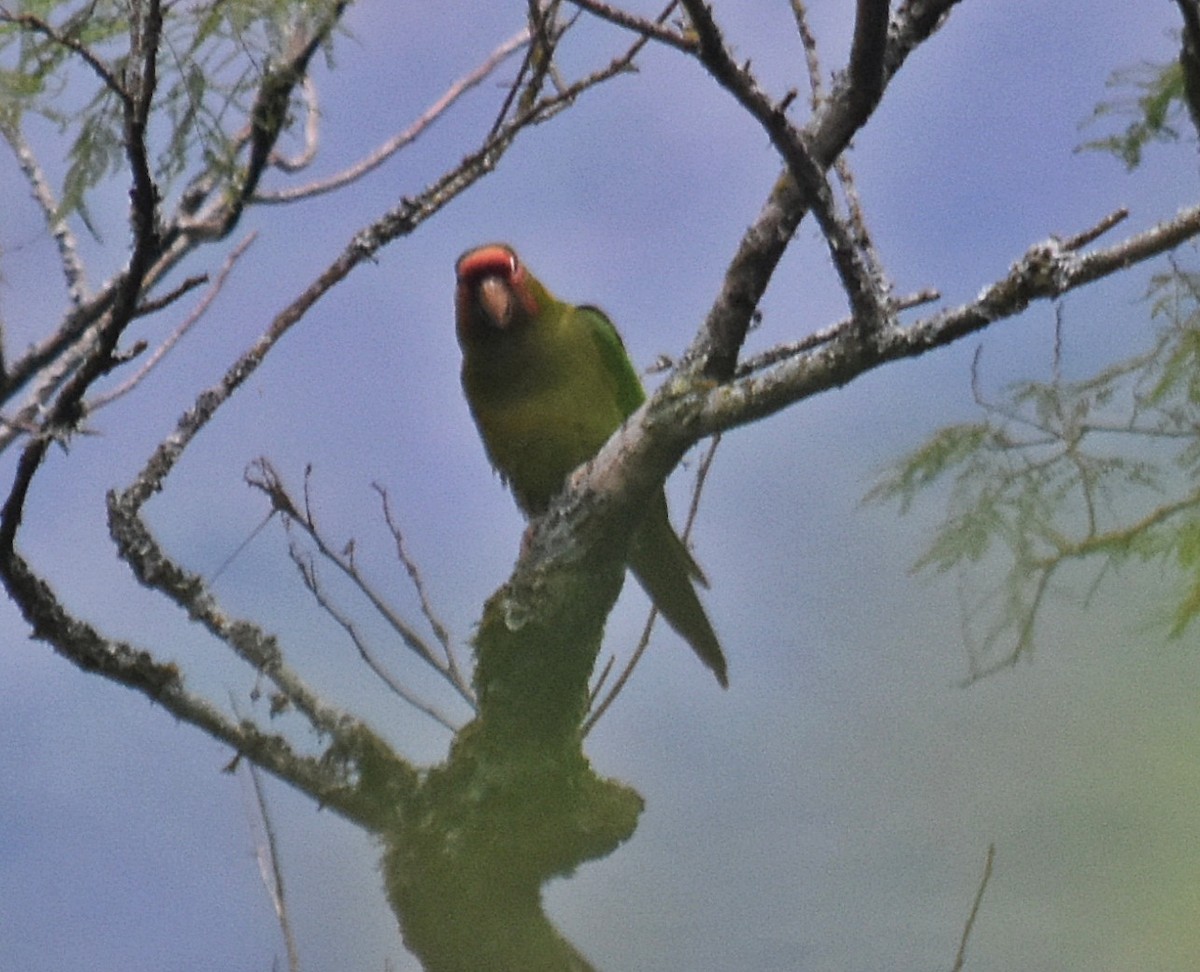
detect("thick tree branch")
[679,1,894,338]
[847,0,889,110]
[681,0,964,379]
[0,544,397,829]
[697,205,1200,437]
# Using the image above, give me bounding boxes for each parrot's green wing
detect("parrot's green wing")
[576,305,646,420]
[575,304,713,590]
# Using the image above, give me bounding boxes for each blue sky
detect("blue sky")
[1,2,1198,970]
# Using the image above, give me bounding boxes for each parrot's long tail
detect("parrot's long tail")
[628,499,728,688]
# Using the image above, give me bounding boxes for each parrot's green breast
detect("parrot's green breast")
[462,303,640,514]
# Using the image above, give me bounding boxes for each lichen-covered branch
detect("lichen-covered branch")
[673,0,963,379]
[696,205,1200,437]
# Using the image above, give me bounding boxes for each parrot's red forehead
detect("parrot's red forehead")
[456,244,518,283]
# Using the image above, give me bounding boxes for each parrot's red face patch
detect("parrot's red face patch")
[455,244,540,334]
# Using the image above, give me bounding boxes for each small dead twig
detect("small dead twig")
[568,0,694,53]
[89,233,258,411]
[735,287,940,378]
[950,844,995,972]
[1060,207,1129,251]
[288,544,461,732]
[372,483,464,688]
[259,28,531,203]
[238,750,302,972]
[789,0,825,110]
[248,461,476,709]
[133,274,209,317]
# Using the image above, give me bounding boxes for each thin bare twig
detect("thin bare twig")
[950,844,995,972]
[734,287,940,378]
[259,27,531,203]
[487,5,582,141]
[790,0,826,110]
[518,0,567,114]
[288,543,461,731]
[89,233,258,411]
[372,483,464,687]
[584,605,658,736]
[587,652,615,708]
[240,757,302,972]
[133,274,208,317]
[1060,207,1129,250]
[209,509,277,585]
[248,461,476,707]
[567,0,694,53]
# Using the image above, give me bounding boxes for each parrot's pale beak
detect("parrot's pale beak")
[477,275,513,329]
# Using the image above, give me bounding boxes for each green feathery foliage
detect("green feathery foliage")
[1078,60,1186,170]
[870,260,1200,676]
[0,0,337,225]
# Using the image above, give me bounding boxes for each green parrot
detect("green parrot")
[455,243,728,688]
